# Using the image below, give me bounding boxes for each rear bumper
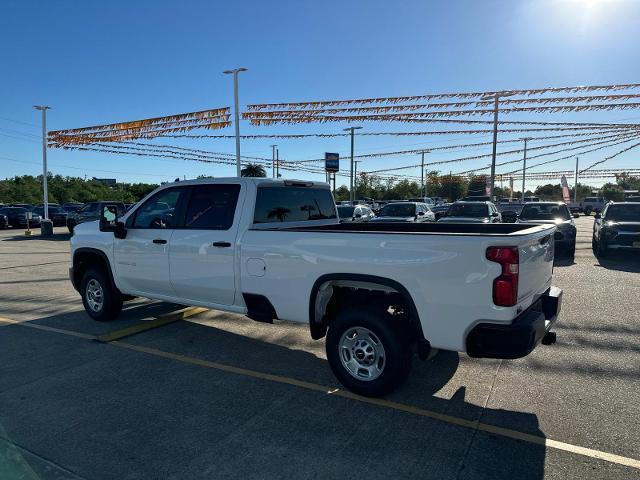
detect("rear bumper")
[466,286,562,359]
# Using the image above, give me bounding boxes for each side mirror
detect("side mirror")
[100,205,127,238]
[594,213,601,219]
[354,213,362,219]
[417,211,425,216]
[491,212,499,217]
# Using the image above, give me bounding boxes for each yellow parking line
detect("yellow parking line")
[96,306,208,342]
[112,341,640,471]
[0,317,95,340]
[2,314,639,471]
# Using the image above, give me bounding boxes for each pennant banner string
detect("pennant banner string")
[246,83,640,110]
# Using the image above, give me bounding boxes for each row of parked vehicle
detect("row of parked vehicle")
[336,196,579,258]
[0,201,132,232]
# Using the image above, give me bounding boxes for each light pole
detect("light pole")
[270,144,277,179]
[354,160,361,198]
[344,126,362,203]
[223,67,247,177]
[34,105,51,221]
[480,92,515,199]
[574,157,579,203]
[420,150,428,197]
[521,137,531,202]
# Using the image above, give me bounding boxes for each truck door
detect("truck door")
[114,187,187,297]
[169,183,242,306]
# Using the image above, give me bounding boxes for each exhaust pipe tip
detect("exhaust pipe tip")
[541,331,557,346]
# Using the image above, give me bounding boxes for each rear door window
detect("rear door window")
[183,184,240,230]
[254,186,337,223]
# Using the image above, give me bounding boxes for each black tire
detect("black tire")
[584,207,592,216]
[567,242,576,261]
[67,220,76,234]
[80,268,122,321]
[326,307,412,397]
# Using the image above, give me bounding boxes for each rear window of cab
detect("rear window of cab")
[254,186,337,223]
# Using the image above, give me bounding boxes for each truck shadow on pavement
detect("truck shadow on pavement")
[0,305,547,479]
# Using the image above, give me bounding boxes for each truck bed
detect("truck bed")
[266,222,547,236]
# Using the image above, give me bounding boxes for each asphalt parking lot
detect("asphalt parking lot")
[0,217,638,480]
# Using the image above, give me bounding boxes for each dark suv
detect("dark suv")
[67,202,126,233]
[592,202,640,257]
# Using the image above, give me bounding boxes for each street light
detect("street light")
[270,144,277,179]
[343,126,362,203]
[34,105,51,223]
[520,137,532,202]
[223,67,248,177]
[480,91,515,199]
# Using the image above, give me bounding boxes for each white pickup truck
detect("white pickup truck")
[70,178,562,396]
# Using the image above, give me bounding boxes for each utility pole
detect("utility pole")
[574,157,579,203]
[271,144,277,179]
[344,126,362,203]
[354,160,361,199]
[223,67,247,177]
[480,91,515,199]
[276,148,280,178]
[34,106,51,221]
[420,151,427,198]
[521,137,530,202]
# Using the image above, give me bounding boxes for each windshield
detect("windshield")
[605,204,640,222]
[448,203,489,217]
[379,203,415,217]
[520,204,570,221]
[336,206,355,217]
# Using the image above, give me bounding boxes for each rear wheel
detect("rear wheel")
[67,219,76,234]
[326,307,412,397]
[584,207,592,216]
[80,268,122,321]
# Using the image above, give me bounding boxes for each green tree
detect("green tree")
[240,164,267,177]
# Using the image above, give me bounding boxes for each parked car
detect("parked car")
[69,177,561,397]
[62,202,85,213]
[592,202,640,257]
[372,202,435,223]
[462,195,491,202]
[67,201,126,233]
[438,201,501,223]
[408,197,436,207]
[580,197,607,215]
[31,205,69,227]
[430,203,452,220]
[517,202,577,258]
[10,203,33,210]
[0,212,8,229]
[0,207,41,228]
[337,205,375,223]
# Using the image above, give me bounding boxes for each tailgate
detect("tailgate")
[517,226,555,306]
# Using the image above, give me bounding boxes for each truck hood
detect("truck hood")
[603,221,640,231]
[437,216,489,223]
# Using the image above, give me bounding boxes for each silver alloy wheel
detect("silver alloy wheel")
[338,326,386,381]
[86,278,104,312]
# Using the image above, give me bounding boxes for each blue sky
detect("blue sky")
[1,0,639,187]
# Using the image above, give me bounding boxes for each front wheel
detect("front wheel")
[80,268,122,321]
[326,307,412,397]
[584,207,592,216]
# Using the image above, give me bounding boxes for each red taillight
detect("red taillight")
[486,246,519,307]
